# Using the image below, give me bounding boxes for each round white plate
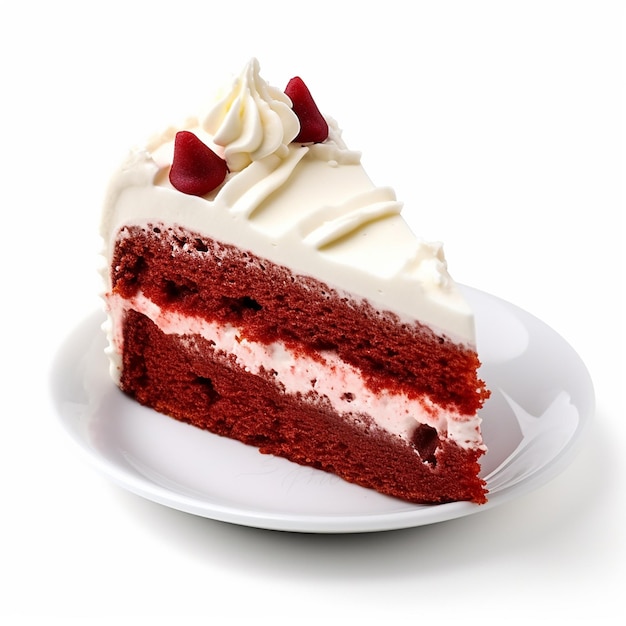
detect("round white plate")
[50,286,594,533]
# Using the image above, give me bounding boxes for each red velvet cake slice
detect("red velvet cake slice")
[101,59,490,504]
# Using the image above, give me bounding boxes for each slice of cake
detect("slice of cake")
[100,58,490,504]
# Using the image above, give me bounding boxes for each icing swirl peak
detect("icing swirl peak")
[203,58,300,172]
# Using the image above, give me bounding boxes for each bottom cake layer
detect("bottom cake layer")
[118,310,487,504]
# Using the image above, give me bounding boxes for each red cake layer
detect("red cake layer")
[110,224,489,414]
[119,309,487,504]
[107,223,489,504]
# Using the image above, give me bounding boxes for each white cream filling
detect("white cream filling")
[105,292,485,452]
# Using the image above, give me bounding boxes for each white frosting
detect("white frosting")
[107,293,485,451]
[102,59,475,345]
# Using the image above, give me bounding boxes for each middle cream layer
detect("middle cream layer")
[108,293,485,452]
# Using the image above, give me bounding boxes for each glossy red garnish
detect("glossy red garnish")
[285,76,329,143]
[169,131,228,196]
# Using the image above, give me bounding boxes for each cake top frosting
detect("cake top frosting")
[101,58,476,345]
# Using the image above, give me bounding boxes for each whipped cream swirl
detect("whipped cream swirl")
[203,58,300,172]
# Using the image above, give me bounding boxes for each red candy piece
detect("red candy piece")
[169,131,228,196]
[285,76,329,143]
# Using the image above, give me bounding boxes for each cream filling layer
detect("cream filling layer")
[105,292,485,452]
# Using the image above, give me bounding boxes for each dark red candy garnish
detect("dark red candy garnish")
[285,76,329,143]
[169,131,228,196]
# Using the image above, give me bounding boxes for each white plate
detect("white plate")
[50,286,594,533]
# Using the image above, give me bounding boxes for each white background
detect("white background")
[1,1,624,623]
